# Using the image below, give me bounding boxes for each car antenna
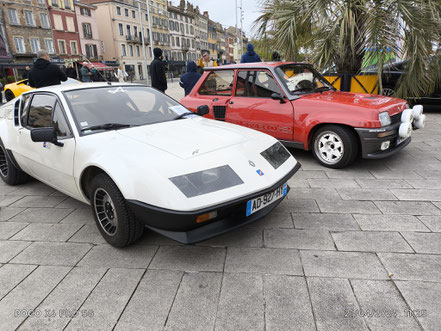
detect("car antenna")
[82,57,111,85]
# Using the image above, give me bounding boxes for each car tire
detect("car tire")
[0,141,29,185]
[5,90,15,102]
[312,125,358,169]
[90,173,143,247]
[381,86,395,97]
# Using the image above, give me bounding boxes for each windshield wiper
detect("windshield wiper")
[81,123,132,132]
[314,86,332,92]
[173,112,194,120]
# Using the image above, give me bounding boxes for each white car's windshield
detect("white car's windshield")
[275,64,333,94]
[63,86,192,134]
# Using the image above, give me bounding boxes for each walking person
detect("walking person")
[240,43,262,63]
[179,61,201,96]
[115,65,128,82]
[150,48,167,93]
[28,50,67,88]
[80,62,92,82]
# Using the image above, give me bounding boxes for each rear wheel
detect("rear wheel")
[312,125,358,169]
[0,142,29,185]
[90,174,143,247]
[5,90,15,102]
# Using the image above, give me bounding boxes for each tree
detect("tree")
[255,0,441,98]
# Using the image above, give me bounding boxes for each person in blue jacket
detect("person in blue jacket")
[240,43,262,63]
[179,61,201,95]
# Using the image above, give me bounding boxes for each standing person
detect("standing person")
[179,61,201,96]
[198,50,217,72]
[28,50,67,88]
[240,43,262,63]
[66,63,77,79]
[91,68,101,82]
[22,66,30,79]
[80,62,91,82]
[115,65,127,82]
[150,48,167,92]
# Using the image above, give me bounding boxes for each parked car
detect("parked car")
[0,83,300,246]
[180,62,425,168]
[3,78,81,101]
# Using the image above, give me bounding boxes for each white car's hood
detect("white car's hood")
[117,117,253,159]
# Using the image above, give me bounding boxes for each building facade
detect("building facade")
[74,1,102,61]
[150,0,170,59]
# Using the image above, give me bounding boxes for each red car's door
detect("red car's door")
[225,69,294,141]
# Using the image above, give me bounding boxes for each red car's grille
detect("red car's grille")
[213,106,226,121]
[390,112,402,124]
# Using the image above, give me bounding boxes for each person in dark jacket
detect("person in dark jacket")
[91,68,101,82]
[150,48,167,92]
[28,50,67,88]
[66,63,77,79]
[179,61,201,95]
[240,43,262,63]
[271,51,281,61]
[22,66,30,79]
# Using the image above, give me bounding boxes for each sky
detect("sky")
[170,0,263,37]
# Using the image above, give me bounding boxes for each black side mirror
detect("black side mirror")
[197,105,209,116]
[271,92,286,103]
[30,127,64,147]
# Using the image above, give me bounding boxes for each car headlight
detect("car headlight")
[379,111,391,126]
[169,165,244,198]
[261,142,291,169]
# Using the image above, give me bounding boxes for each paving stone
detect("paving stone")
[264,275,315,331]
[0,185,21,195]
[390,188,441,201]
[78,244,157,269]
[287,178,310,188]
[11,242,92,266]
[350,280,421,330]
[307,277,368,331]
[0,265,70,331]
[292,212,360,230]
[371,170,423,180]
[301,251,387,279]
[337,188,397,201]
[354,214,429,232]
[289,187,341,200]
[11,223,82,242]
[7,182,56,196]
[68,224,107,244]
[225,247,302,275]
[115,270,183,331]
[434,201,441,211]
[395,280,441,331]
[0,264,37,299]
[414,169,441,179]
[283,199,320,213]
[264,228,335,250]
[0,222,28,240]
[9,196,66,208]
[291,170,328,179]
[166,272,222,331]
[401,232,441,254]
[60,208,94,224]
[65,268,144,331]
[258,208,294,228]
[0,241,31,263]
[149,246,225,272]
[406,179,441,189]
[55,197,89,209]
[332,231,413,253]
[378,253,441,282]
[0,207,25,222]
[356,179,412,189]
[309,179,360,188]
[8,208,74,223]
[197,223,263,248]
[317,199,381,214]
[19,267,107,331]
[374,201,441,215]
[215,273,264,331]
[418,216,441,232]
[324,169,375,179]
[0,195,24,207]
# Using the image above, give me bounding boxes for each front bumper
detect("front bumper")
[355,122,411,159]
[127,162,301,244]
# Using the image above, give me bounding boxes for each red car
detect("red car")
[180,62,425,168]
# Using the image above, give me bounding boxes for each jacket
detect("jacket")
[179,62,201,95]
[28,58,67,88]
[240,43,262,63]
[150,57,167,92]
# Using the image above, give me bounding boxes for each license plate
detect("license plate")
[246,183,288,216]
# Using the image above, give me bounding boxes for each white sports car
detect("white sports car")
[0,83,300,246]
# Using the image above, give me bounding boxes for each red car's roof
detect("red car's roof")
[205,61,310,70]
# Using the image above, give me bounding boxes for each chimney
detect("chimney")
[179,0,185,10]
[203,11,208,17]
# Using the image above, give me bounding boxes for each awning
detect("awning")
[81,61,114,71]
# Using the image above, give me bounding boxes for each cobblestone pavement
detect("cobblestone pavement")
[0,88,441,330]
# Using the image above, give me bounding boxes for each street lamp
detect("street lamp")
[136,0,148,85]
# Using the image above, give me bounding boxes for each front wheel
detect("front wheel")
[90,174,143,247]
[312,125,358,169]
[5,90,15,102]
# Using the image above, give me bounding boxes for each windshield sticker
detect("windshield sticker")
[169,105,190,115]
[80,121,88,127]
[108,87,127,94]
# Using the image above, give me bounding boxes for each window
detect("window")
[51,0,58,7]
[126,25,131,38]
[145,13,148,21]
[116,6,121,15]
[199,70,235,96]
[129,45,133,57]
[132,10,135,18]
[121,44,127,56]
[8,9,19,25]
[30,38,41,53]
[81,7,91,16]
[124,8,128,16]
[136,45,140,57]
[53,102,71,137]
[37,0,46,4]
[64,0,71,9]
[85,44,97,58]
[45,39,55,54]
[20,94,32,127]
[176,37,180,46]
[70,41,78,55]
[83,23,92,39]
[27,95,56,128]
[14,37,25,53]
[40,13,50,28]
[118,23,123,36]
[236,70,282,98]
[134,26,138,38]
[53,14,63,30]
[66,16,75,32]
[58,40,66,54]
[171,36,174,47]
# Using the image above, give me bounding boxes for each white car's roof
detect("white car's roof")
[24,82,146,94]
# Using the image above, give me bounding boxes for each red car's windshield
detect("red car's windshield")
[275,64,333,94]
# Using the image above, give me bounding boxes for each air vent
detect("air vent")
[213,106,226,121]
[14,100,20,126]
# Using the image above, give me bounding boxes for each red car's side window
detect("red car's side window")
[235,70,283,98]
[198,70,235,96]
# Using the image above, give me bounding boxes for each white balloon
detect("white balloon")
[399,122,412,138]
[401,108,414,123]
[412,105,423,120]
[414,114,426,129]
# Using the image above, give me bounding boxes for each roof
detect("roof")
[205,61,310,70]
[24,82,146,94]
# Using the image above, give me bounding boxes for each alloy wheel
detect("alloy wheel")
[315,131,344,165]
[0,145,9,178]
[94,188,118,236]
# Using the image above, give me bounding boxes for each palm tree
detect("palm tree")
[255,0,441,99]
